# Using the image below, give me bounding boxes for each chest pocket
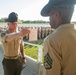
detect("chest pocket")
[16,38,22,44]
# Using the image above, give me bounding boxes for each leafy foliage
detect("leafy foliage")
[0,18,49,23]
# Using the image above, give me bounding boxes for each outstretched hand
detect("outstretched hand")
[20,28,30,37]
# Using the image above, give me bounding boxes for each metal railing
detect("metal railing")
[24,42,43,75]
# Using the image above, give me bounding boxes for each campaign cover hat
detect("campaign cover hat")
[41,0,76,16]
[7,12,18,22]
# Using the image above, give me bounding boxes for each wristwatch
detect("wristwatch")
[22,57,25,59]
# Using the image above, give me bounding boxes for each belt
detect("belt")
[4,55,20,59]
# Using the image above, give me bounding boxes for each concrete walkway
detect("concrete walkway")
[0,44,4,75]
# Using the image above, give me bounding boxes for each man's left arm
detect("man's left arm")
[20,38,26,64]
[43,38,61,75]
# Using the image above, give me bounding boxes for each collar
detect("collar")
[56,23,75,30]
[6,30,16,34]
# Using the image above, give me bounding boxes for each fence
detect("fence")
[24,42,43,75]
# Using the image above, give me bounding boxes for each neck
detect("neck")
[9,29,16,33]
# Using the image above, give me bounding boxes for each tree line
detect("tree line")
[0,17,49,24]
[0,17,76,24]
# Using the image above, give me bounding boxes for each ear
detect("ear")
[54,11,60,19]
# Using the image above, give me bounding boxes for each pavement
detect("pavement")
[0,44,4,75]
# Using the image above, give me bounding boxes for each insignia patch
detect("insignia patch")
[44,53,53,69]
[1,32,6,37]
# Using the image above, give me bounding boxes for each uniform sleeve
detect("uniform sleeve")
[43,38,62,75]
[0,32,6,43]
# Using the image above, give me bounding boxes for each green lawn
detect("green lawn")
[24,40,43,60]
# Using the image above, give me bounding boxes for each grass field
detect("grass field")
[24,40,43,60]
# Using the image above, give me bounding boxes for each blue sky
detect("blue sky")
[0,0,76,22]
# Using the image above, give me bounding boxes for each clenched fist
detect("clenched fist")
[20,28,30,37]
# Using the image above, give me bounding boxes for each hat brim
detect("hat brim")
[41,0,76,17]
[5,18,18,23]
[5,19,18,23]
[41,1,53,17]
[41,0,63,17]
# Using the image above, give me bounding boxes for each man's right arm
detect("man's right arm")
[2,28,30,42]
[5,32,21,42]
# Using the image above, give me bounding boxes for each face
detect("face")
[7,22,17,31]
[49,13,56,29]
[49,10,60,29]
